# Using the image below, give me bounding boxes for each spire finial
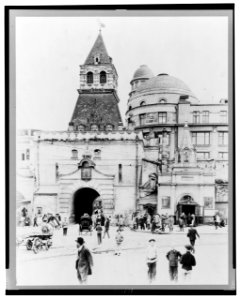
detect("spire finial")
[97,19,106,33]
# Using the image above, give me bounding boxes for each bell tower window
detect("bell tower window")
[100,71,107,84]
[87,72,93,84]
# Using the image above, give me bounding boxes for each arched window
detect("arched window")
[87,72,93,84]
[140,101,146,106]
[100,71,107,84]
[71,149,78,159]
[94,149,101,159]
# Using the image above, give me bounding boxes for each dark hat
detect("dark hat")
[149,238,156,242]
[185,244,193,250]
[75,237,85,245]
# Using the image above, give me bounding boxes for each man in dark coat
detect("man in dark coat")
[166,249,182,281]
[180,245,196,281]
[103,216,110,239]
[75,237,93,284]
[187,225,200,252]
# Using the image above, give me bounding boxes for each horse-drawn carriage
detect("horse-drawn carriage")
[79,214,93,235]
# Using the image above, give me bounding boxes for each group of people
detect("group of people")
[131,213,175,233]
[178,212,196,231]
[146,225,200,283]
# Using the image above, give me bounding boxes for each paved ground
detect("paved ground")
[16,224,228,286]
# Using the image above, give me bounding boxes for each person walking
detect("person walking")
[187,225,200,252]
[187,213,192,227]
[75,237,93,284]
[166,248,182,282]
[215,214,221,229]
[179,217,184,232]
[33,214,38,227]
[191,213,196,226]
[62,217,68,236]
[168,215,174,232]
[96,223,103,245]
[115,229,124,255]
[146,239,158,284]
[180,245,196,282]
[103,216,110,239]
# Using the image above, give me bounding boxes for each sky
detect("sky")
[16,16,228,131]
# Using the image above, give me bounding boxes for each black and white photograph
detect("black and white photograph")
[5,4,235,294]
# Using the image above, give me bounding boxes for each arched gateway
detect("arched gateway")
[72,188,100,223]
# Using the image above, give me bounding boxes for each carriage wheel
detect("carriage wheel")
[26,239,33,250]
[33,238,42,254]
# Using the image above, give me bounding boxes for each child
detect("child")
[96,223,103,245]
[146,239,158,283]
[115,229,124,255]
[62,217,68,236]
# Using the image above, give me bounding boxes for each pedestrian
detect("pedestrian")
[168,215,174,232]
[166,248,182,281]
[146,214,151,230]
[191,213,196,226]
[146,239,158,283]
[33,214,38,227]
[151,218,156,233]
[215,214,221,229]
[119,215,124,230]
[181,212,187,227]
[179,217,184,232]
[62,217,68,236]
[96,222,102,245]
[140,215,145,230]
[187,225,200,252]
[103,216,110,238]
[187,213,192,227]
[115,229,124,255]
[75,237,93,284]
[180,245,196,282]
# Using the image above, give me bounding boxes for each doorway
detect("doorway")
[73,188,100,223]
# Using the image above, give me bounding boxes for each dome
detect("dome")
[131,65,154,82]
[136,73,196,98]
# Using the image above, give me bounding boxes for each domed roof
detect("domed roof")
[136,73,196,98]
[131,65,154,82]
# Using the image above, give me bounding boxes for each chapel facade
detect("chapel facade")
[16,32,229,224]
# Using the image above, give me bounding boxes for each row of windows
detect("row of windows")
[193,111,228,124]
[129,99,167,110]
[139,112,167,125]
[196,152,228,160]
[191,131,228,146]
[76,124,113,131]
[87,71,107,84]
[71,149,101,159]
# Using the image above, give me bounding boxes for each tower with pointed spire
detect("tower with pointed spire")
[69,32,122,131]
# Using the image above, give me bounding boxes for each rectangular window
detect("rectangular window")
[197,152,210,160]
[218,131,228,145]
[158,112,167,124]
[202,111,209,123]
[21,153,25,161]
[139,114,146,126]
[204,197,213,209]
[192,132,210,145]
[220,111,228,123]
[118,164,122,183]
[193,111,200,123]
[162,197,171,208]
[218,152,228,160]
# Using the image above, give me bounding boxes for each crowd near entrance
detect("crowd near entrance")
[73,188,100,223]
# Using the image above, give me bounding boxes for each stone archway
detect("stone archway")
[72,188,100,223]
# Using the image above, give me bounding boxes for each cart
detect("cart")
[24,234,53,254]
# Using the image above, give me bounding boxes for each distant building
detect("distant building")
[17,32,228,224]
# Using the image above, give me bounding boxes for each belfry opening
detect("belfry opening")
[73,188,100,223]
